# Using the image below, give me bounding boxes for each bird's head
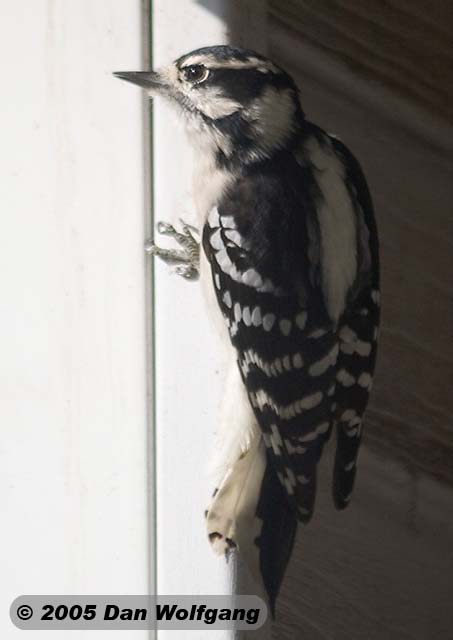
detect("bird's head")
[114,45,304,166]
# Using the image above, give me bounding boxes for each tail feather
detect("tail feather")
[206,431,266,578]
[333,424,361,509]
[206,437,297,614]
[254,452,298,616]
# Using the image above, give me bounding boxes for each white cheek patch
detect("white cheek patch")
[154,65,236,156]
[192,86,242,119]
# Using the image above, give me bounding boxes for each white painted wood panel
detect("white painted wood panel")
[0,2,150,638]
[151,2,267,638]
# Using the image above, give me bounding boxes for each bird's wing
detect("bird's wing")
[328,136,380,508]
[202,128,379,523]
[202,151,339,523]
[202,131,379,609]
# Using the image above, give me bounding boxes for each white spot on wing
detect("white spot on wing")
[308,343,339,377]
[251,306,262,326]
[299,391,323,410]
[295,311,307,330]
[293,353,303,368]
[215,248,231,272]
[371,289,380,306]
[220,215,236,229]
[299,421,330,442]
[263,313,276,332]
[341,409,357,421]
[241,269,263,288]
[340,340,372,357]
[277,471,296,496]
[339,326,357,343]
[208,206,220,228]
[336,369,356,387]
[284,438,307,455]
[270,424,282,449]
[357,372,373,389]
[224,229,243,247]
[229,321,238,337]
[242,306,252,326]
[251,389,323,420]
[279,318,292,336]
[308,328,328,339]
[209,228,223,251]
[212,239,279,293]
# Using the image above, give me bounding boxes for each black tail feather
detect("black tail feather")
[333,425,361,510]
[254,453,298,616]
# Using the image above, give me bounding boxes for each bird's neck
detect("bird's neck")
[213,114,305,172]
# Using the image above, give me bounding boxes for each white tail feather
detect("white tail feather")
[208,359,258,486]
[206,432,266,588]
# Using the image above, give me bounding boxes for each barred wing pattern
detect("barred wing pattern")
[330,136,380,508]
[333,286,380,508]
[202,131,379,607]
[203,204,337,523]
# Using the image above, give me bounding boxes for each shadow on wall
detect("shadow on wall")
[190,3,453,639]
[196,0,268,52]
[268,8,453,640]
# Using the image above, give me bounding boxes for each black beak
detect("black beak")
[113,71,163,90]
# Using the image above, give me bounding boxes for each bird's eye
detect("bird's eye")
[183,65,209,84]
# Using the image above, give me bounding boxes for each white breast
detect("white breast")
[192,152,233,225]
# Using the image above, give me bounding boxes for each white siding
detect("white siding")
[0,2,150,638]
[151,2,267,639]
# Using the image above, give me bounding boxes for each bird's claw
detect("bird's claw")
[146,218,200,280]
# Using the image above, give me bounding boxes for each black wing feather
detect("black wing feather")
[329,136,380,508]
[202,151,337,523]
[202,130,379,610]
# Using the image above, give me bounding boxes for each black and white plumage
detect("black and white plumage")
[115,45,380,613]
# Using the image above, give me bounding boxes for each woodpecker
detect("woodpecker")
[115,45,380,613]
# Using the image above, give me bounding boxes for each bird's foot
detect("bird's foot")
[145,219,200,280]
